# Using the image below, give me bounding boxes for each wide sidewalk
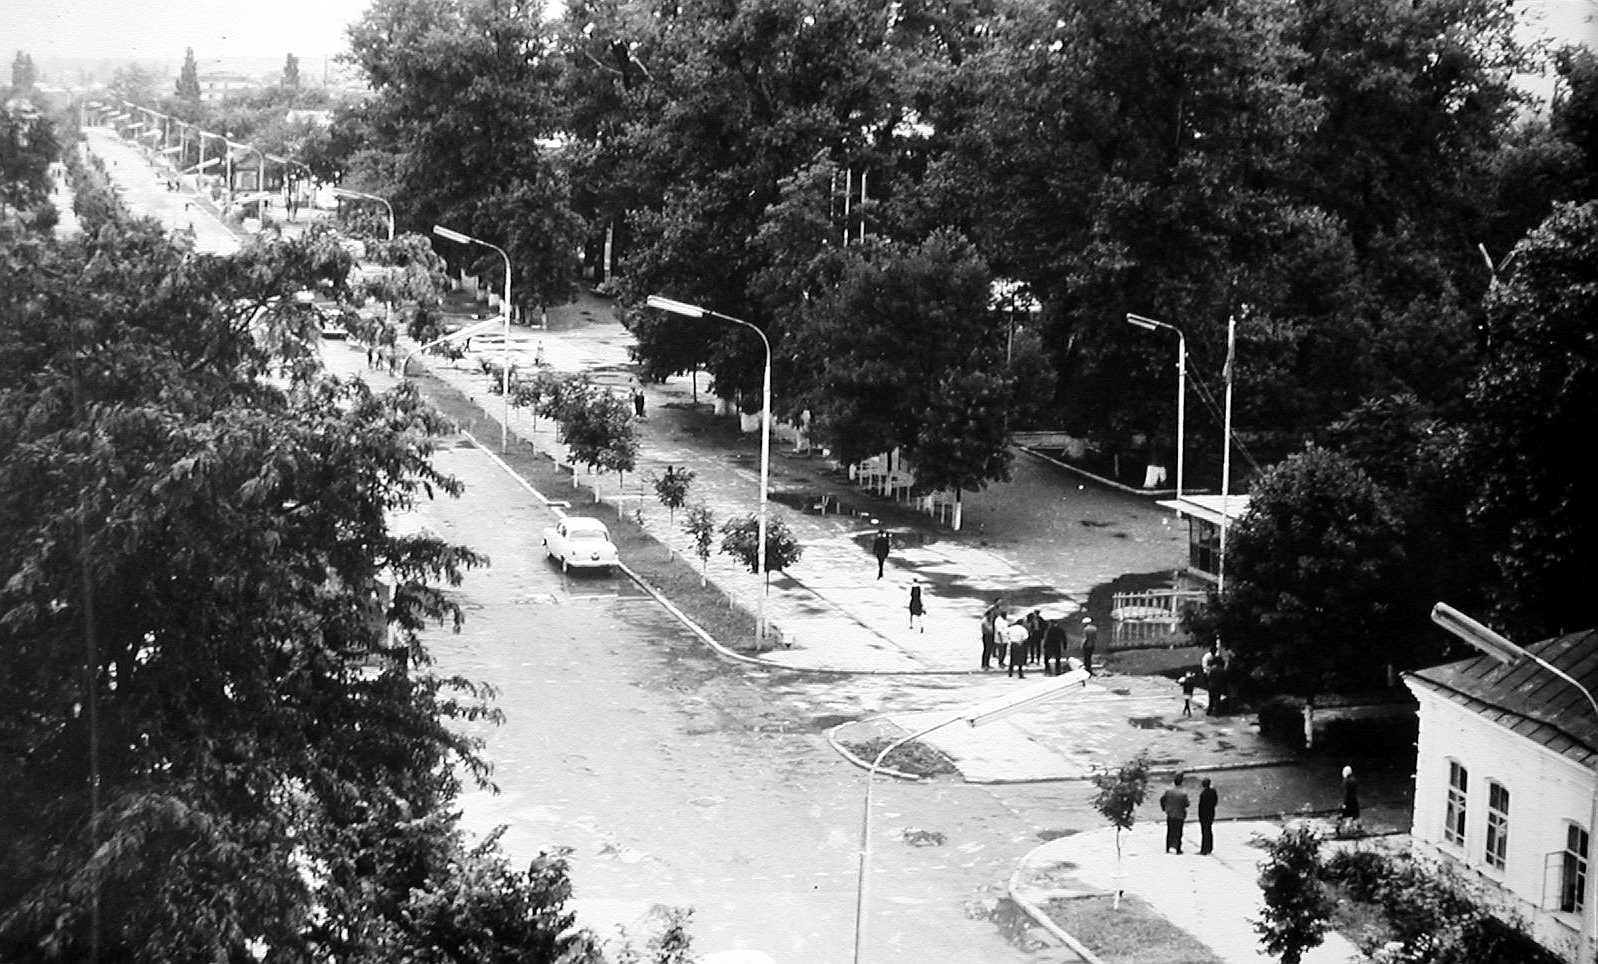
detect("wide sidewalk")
[1011,820,1368,964]
[87,134,1386,962]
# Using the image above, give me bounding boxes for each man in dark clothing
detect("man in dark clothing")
[1042,618,1068,676]
[980,597,1005,669]
[1198,778,1218,855]
[1081,618,1099,675]
[871,524,891,579]
[1160,772,1190,854]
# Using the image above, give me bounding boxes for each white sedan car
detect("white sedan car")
[541,517,620,573]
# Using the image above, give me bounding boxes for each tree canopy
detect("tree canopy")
[0,216,603,961]
[1465,200,1598,640]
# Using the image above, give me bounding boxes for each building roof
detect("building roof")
[1156,494,1252,526]
[1405,628,1598,771]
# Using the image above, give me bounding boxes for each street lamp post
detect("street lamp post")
[1125,313,1186,501]
[646,295,771,643]
[433,225,512,452]
[853,671,1091,963]
[1430,602,1598,963]
[332,187,395,240]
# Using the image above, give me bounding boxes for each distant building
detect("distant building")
[283,109,332,128]
[197,72,260,103]
[1404,628,1598,963]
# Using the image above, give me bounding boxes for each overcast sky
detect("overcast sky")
[3,0,377,63]
[3,0,1594,74]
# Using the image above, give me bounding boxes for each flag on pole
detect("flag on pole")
[1223,313,1236,385]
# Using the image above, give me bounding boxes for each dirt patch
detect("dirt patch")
[839,737,958,777]
[1037,893,1226,964]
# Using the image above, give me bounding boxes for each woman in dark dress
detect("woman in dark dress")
[907,580,926,632]
[1338,765,1361,835]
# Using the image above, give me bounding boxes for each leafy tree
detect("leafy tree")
[348,0,584,316]
[719,514,803,587]
[175,47,201,100]
[1465,200,1598,639]
[555,387,639,504]
[282,52,301,90]
[1187,445,1423,695]
[0,220,605,961]
[567,0,929,399]
[1254,825,1331,964]
[682,502,717,586]
[10,51,36,91]
[1552,47,1598,198]
[1089,751,1150,910]
[1,99,56,217]
[765,227,1049,525]
[652,465,694,526]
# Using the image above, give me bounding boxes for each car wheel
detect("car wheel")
[543,539,553,559]
[561,556,570,574]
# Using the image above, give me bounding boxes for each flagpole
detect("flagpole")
[1219,312,1236,594]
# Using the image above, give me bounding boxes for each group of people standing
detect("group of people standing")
[978,597,1097,678]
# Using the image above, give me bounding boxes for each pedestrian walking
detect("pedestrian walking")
[1160,772,1190,854]
[1004,618,1029,678]
[871,523,891,579]
[1198,778,1218,855]
[1080,617,1098,675]
[534,340,546,366]
[1179,672,1198,717]
[1201,643,1226,714]
[1337,765,1362,836]
[1042,617,1067,676]
[980,596,1005,670]
[907,580,926,633]
[630,378,646,418]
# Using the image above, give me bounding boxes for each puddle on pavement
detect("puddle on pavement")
[1128,715,1179,730]
[1036,830,1079,843]
[968,897,1051,953]
[809,713,857,730]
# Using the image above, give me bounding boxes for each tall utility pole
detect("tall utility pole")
[1218,312,1236,594]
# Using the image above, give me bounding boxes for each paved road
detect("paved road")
[81,126,241,255]
[326,340,1080,961]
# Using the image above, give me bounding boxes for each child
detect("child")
[1179,672,1198,717]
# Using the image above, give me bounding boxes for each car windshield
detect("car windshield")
[568,526,610,542]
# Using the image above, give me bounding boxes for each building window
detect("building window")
[1563,823,1590,914]
[1485,781,1509,870]
[1444,761,1467,846]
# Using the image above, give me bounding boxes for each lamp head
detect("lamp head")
[432,225,471,244]
[1430,602,1525,667]
[1125,313,1168,333]
[646,295,707,319]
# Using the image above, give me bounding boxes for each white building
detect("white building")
[1404,628,1598,962]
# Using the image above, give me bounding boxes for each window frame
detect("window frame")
[1484,780,1510,871]
[1561,821,1590,915]
[1444,760,1468,847]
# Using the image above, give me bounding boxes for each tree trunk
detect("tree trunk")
[952,488,964,531]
